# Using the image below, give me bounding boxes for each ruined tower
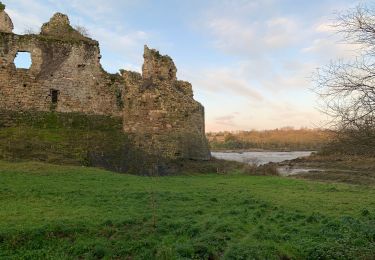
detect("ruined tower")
[122,46,210,160]
[0,6,210,171]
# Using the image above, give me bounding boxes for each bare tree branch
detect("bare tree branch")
[315,5,375,155]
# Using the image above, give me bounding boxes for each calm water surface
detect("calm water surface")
[211,151,314,165]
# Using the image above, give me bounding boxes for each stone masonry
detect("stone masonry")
[0,7,210,161]
[0,3,12,33]
[122,46,210,160]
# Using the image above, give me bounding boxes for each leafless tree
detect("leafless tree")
[74,25,90,38]
[315,5,375,155]
[23,27,39,35]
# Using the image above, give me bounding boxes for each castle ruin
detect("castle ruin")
[0,8,210,171]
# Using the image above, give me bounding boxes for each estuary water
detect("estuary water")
[211,151,314,165]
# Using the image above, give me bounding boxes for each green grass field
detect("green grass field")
[1,161,375,259]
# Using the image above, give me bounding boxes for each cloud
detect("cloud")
[214,114,237,126]
[93,28,149,72]
[315,21,336,33]
[265,102,325,128]
[206,112,249,132]
[5,0,364,131]
[47,0,145,23]
[53,0,115,19]
[206,18,256,56]
[236,59,315,91]
[204,97,325,131]
[301,31,362,61]
[6,0,53,34]
[264,17,299,48]
[6,0,152,73]
[190,67,263,101]
[206,16,301,57]
[193,0,368,131]
[6,9,44,34]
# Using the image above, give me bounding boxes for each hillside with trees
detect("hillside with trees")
[207,128,332,151]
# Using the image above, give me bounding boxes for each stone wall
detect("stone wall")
[0,6,210,164]
[0,12,123,116]
[122,46,210,160]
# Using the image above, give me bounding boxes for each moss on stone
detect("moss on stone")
[37,34,98,45]
[40,13,95,43]
[0,2,5,12]
[0,111,212,175]
[0,110,125,167]
[0,110,173,175]
[115,88,124,109]
[0,110,123,131]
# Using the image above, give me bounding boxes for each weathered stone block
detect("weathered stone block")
[40,12,93,42]
[0,10,13,33]
[142,45,177,81]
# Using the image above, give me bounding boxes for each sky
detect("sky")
[3,0,371,132]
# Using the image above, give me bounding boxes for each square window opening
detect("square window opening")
[14,51,32,69]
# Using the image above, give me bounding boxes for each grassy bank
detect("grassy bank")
[281,154,375,186]
[0,110,163,174]
[0,110,244,175]
[1,161,374,259]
